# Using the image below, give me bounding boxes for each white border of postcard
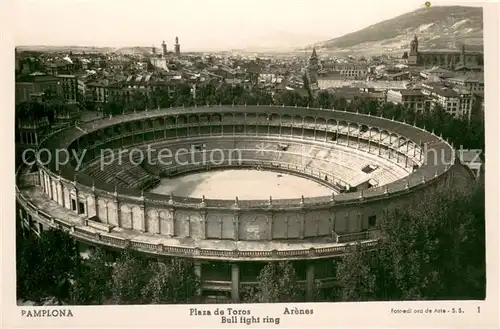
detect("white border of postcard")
[1,0,499,328]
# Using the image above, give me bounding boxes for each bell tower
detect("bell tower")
[161,41,167,57]
[460,43,466,65]
[174,36,181,57]
[408,35,419,66]
[307,47,319,85]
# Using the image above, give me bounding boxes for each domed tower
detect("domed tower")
[408,35,419,66]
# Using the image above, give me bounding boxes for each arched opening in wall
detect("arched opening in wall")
[304,116,315,125]
[398,137,407,148]
[293,115,303,125]
[188,114,199,124]
[281,114,292,124]
[292,259,307,281]
[244,113,256,124]
[203,261,232,282]
[239,261,266,283]
[153,117,163,128]
[389,133,398,145]
[103,127,112,138]
[234,113,245,123]
[165,116,175,125]
[326,119,336,129]
[349,122,359,134]
[315,259,335,279]
[338,121,348,133]
[145,119,154,130]
[177,115,187,125]
[368,127,379,141]
[199,114,210,123]
[269,113,280,122]
[211,113,221,123]
[360,124,369,133]
[256,113,267,123]
[316,117,327,128]
[221,113,232,125]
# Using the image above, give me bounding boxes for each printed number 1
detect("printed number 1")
[477,306,480,313]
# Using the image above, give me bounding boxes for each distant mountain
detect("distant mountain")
[15,45,115,53]
[113,46,152,55]
[305,6,483,54]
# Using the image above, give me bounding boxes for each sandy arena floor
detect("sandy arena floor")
[148,169,334,200]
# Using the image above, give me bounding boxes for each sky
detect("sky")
[14,0,482,51]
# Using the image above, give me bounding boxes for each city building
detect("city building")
[407,35,483,70]
[321,63,369,80]
[15,74,61,103]
[421,82,473,119]
[87,80,109,108]
[57,74,78,104]
[444,74,484,92]
[386,89,426,112]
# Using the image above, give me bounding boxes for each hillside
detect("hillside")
[307,6,483,54]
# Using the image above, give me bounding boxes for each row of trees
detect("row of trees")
[16,231,199,305]
[241,179,485,303]
[102,83,484,152]
[336,179,485,301]
[103,83,274,116]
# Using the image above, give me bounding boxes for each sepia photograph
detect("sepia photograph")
[2,0,499,328]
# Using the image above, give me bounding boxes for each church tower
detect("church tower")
[460,43,466,65]
[174,36,181,57]
[307,47,319,86]
[408,35,419,65]
[151,45,156,56]
[161,40,167,57]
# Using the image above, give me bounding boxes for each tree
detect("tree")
[330,180,485,302]
[69,248,113,305]
[252,261,302,303]
[109,249,149,304]
[335,243,378,301]
[140,258,200,304]
[17,229,81,303]
[379,182,485,300]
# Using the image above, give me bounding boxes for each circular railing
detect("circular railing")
[35,105,454,210]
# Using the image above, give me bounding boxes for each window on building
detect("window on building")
[71,199,77,211]
[368,215,377,229]
[78,201,85,214]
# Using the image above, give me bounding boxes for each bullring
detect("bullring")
[16,105,471,303]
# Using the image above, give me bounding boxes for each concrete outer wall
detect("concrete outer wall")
[38,164,460,242]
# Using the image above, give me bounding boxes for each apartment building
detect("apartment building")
[421,83,472,120]
[57,74,78,104]
[445,75,484,93]
[15,74,61,102]
[386,89,426,112]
